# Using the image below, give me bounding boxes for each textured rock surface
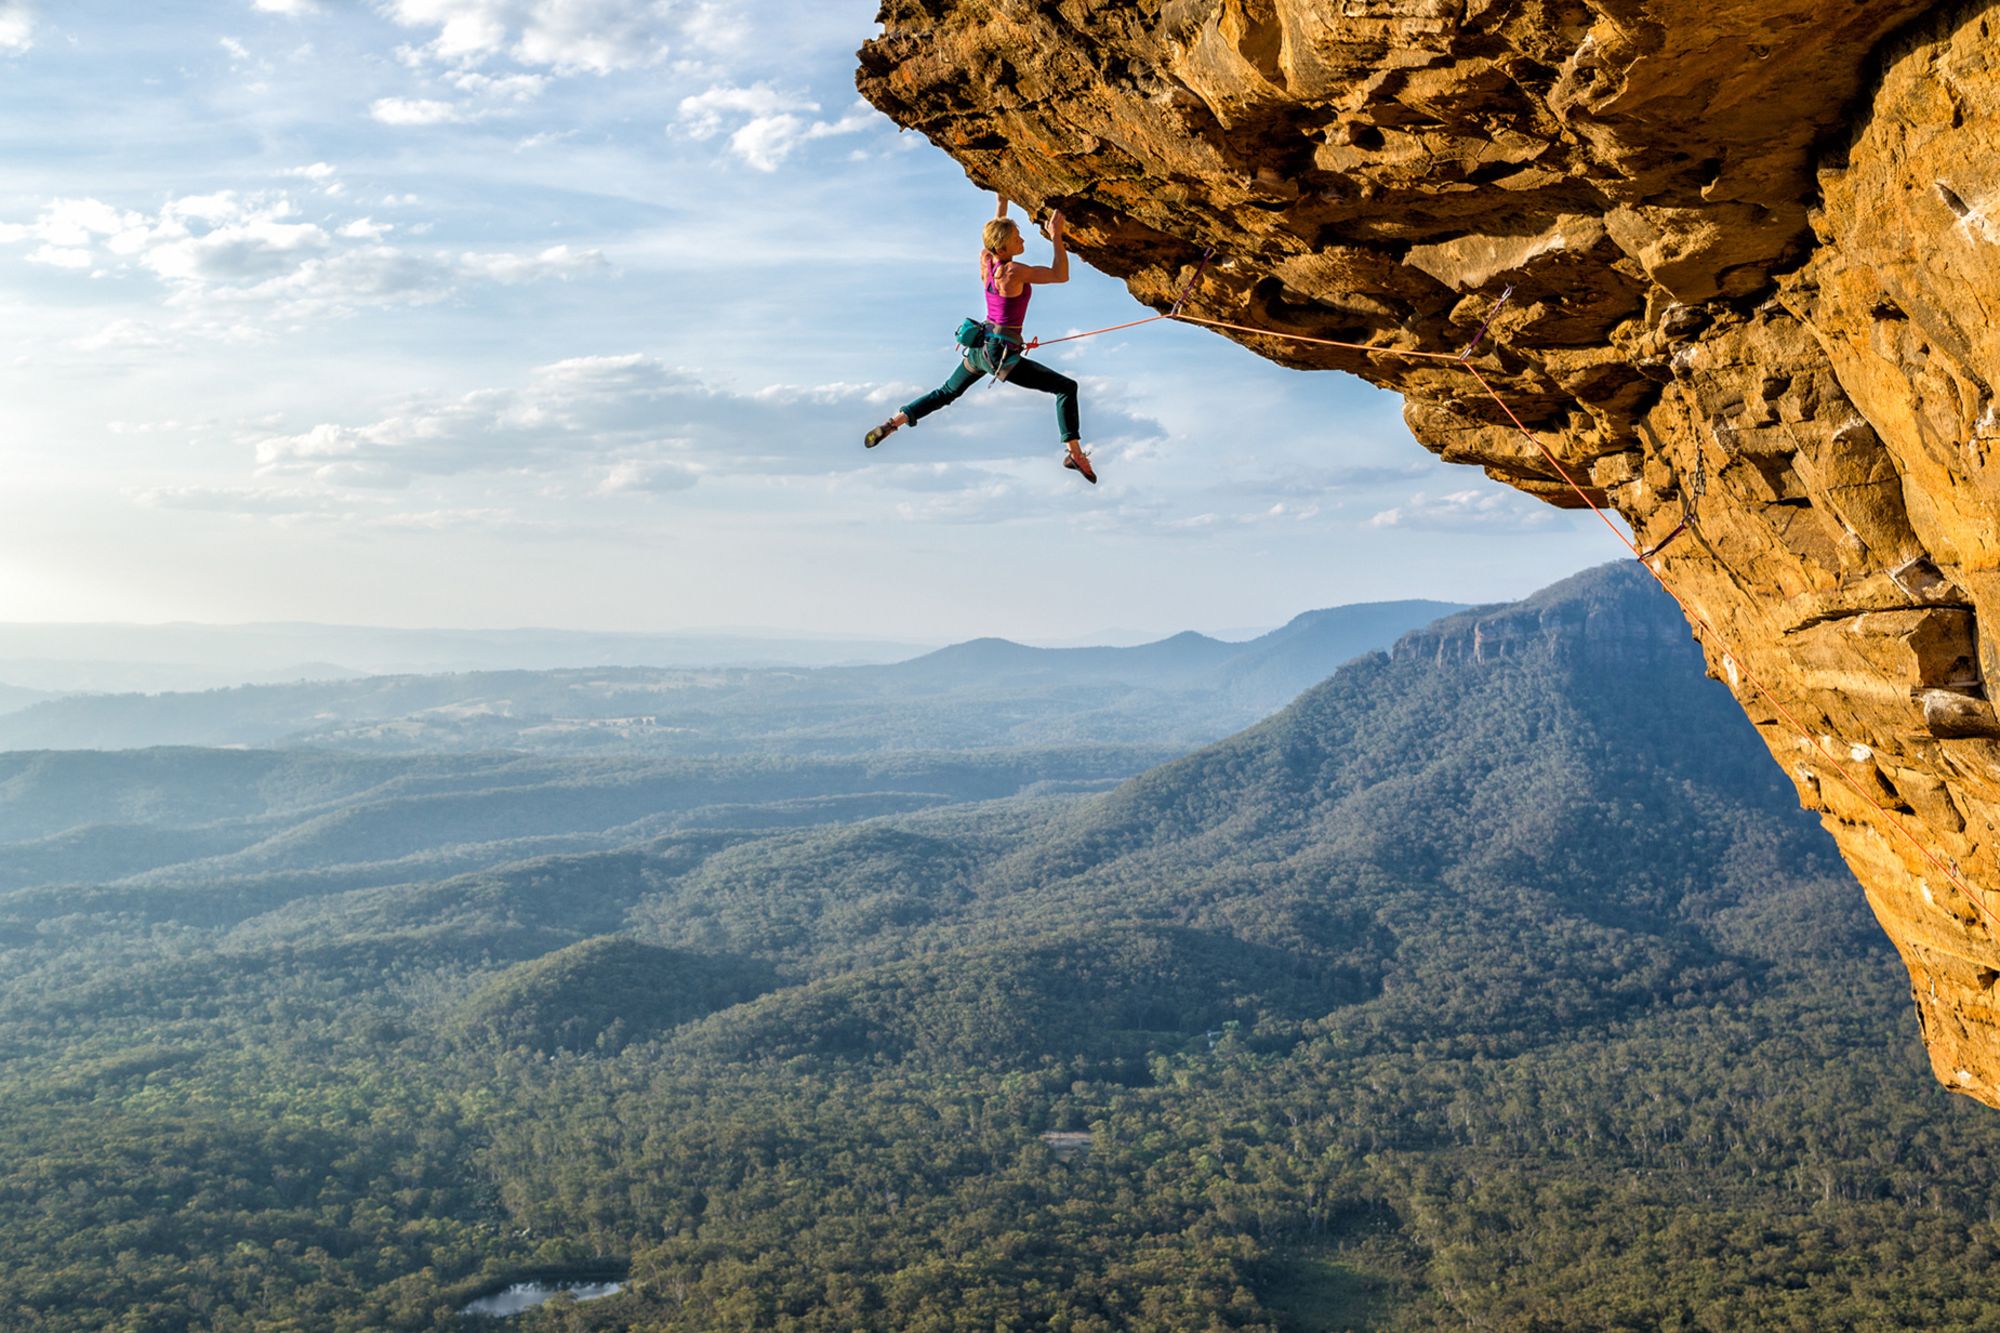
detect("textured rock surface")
[859,0,2000,1104]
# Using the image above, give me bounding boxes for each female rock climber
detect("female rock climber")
[864,196,1095,483]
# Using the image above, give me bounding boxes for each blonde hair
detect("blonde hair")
[981,217,1020,257]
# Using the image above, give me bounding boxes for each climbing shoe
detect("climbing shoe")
[1063,440,1097,484]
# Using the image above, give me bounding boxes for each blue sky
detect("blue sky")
[0,0,1612,642]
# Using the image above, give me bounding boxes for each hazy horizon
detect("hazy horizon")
[0,587,1488,696]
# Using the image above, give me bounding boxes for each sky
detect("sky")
[0,0,1614,643]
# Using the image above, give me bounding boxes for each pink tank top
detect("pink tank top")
[984,257,1032,328]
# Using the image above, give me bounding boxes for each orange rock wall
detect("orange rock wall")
[860,0,2000,1103]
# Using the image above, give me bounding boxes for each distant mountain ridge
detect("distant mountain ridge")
[0,684,53,719]
[0,597,1471,755]
[879,598,1466,694]
[885,629,1238,684]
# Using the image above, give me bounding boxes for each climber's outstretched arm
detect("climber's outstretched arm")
[1005,210,1069,285]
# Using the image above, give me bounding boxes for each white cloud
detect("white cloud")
[73,320,172,352]
[677,83,802,139]
[885,465,1038,526]
[0,2,33,53]
[133,482,568,538]
[251,354,851,486]
[383,0,677,74]
[677,85,878,171]
[370,96,474,126]
[0,190,606,326]
[1369,487,1556,532]
[678,2,746,54]
[252,0,318,14]
[0,197,145,248]
[202,245,455,316]
[106,418,193,435]
[133,483,343,515]
[27,244,93,269]
[365,506,557,534]
[0,193,360,309]
[370,72,545,127]
[283,162,338,181]
[449,69,548,100]
[163,193,249,225]
[458,243,605,282]
[597,458,700,495]
[725,116,811,173]
[309,461,410,490]
[141,199,328,285]
[219,35,252,61]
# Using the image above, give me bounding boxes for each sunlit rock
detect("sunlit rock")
[859,0,2000,1105]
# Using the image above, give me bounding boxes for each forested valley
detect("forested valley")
[5,563,2000,1330]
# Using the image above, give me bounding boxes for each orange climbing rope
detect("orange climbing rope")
[1172,313,1469,363]
[1032,283,1998,933]
[1026,314,1170,350]
[1025,312,1465,361]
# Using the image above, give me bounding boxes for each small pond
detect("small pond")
[461,1279,624,1318]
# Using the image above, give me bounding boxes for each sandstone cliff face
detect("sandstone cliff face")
[859,0,2000,1104]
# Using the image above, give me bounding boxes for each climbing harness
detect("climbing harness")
[954,317,1026,380]
[1026,264,2000,934]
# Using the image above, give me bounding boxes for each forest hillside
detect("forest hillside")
[5,565,2000,1328]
